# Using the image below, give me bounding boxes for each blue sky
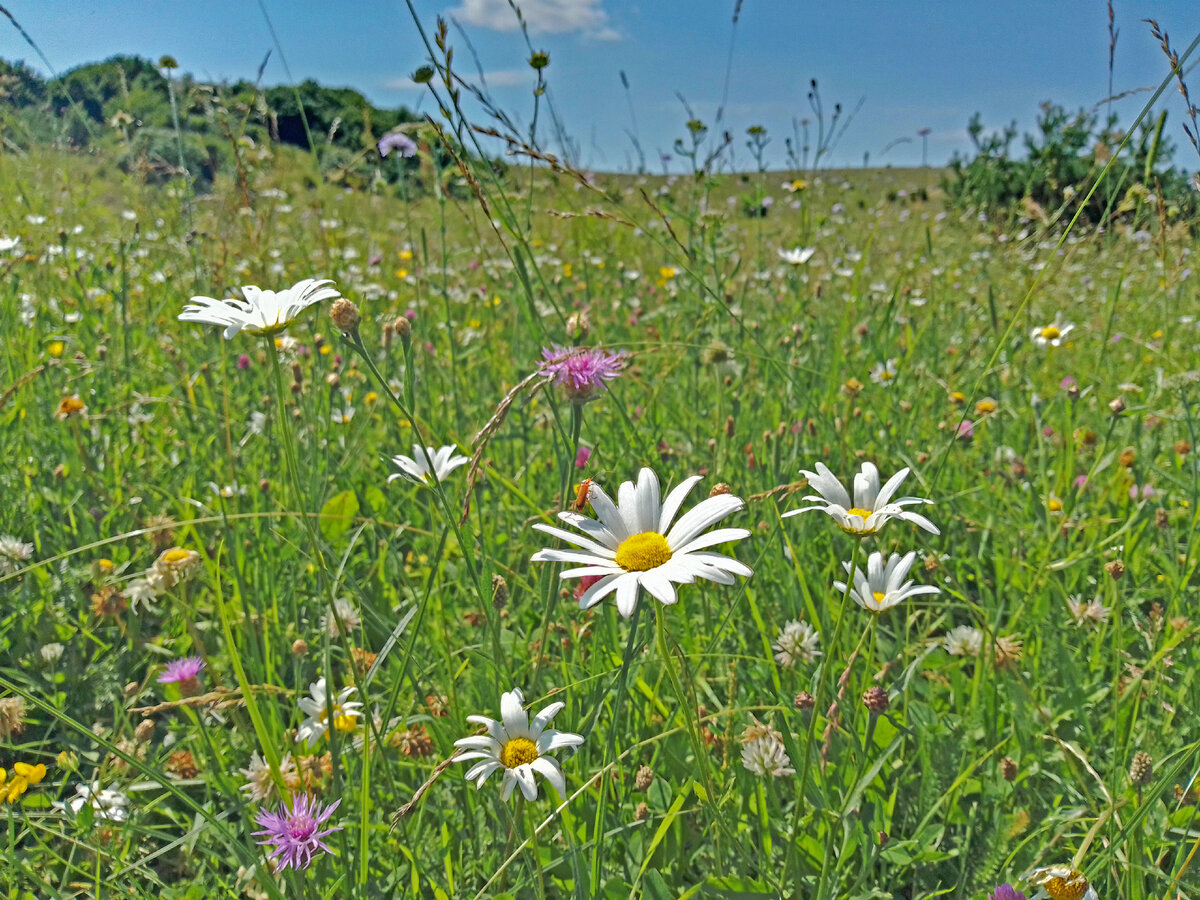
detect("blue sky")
[3,0,1198,172]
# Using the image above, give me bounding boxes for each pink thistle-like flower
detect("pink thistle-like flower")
[253,793,342,872]
[988,885,1027,900]
[575,446,592,469]
[157,656,205,685]
[539,345,626,403]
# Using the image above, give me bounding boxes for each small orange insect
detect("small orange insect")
[571,479,593,512]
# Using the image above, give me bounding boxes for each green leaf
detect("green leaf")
[319,489,359,541]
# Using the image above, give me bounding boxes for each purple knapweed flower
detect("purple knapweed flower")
[158,656,205,684]
[575,446,592,468]
[988,884,1027,900]
[956,420,975,440]
[378,131,418,159]
[1059,376,1077,391]
[539,345,627,403]
[237,354,251,370]
[253,793,343,872]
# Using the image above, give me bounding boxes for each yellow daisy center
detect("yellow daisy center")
[162,548,192,564]
[500,737,539,768]
[333,713,358,733]
[872,591,887,605]
[1047,498,1063,512]
[879,369,893,380]
[1042,873,1088,900]
[614,532,672,572]
[1040,325,1061,340]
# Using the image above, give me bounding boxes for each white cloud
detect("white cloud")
[382,68,528,92]
[447,0,613,36]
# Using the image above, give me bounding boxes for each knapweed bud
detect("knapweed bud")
[634,801,650,821]
[1109,396,1126,415]
[862,686,889,715]
[708,482,731,497]
[134,719,156,743]
[1105,559,1126,580]
[1000,756,1017,782]
[529,50,550,70]
[794,691,815,711]
[330,298,361,335]
[291,639,309,656]
[412,65,435,84]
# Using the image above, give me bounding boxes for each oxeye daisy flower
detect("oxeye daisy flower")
[453,687,583,801]
[1027,866,1098,900]
[253,793,342,872]
[179,278,341,339]
[387,445,470,486]
[295,678,363,744]
[833,550,939,613]
[869,358,897,386]
[1031,317,1074,348]
[784,462,940,536]
[538,344,626,403]
[778,246,816,265]
[530,468,752,618]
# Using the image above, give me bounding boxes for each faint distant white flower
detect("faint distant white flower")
[0,236,21,252]
[772,620,821,668]
[778,246,816,266]
[179,278,341,339]
[1031,316,1074,348]
[322,598,361,637]
[388,445,469,486]
[1066,595,1110,627]
[943,625,983,657]
[26,215,46,225]
[40,643,64,663]
[869,358,898,386]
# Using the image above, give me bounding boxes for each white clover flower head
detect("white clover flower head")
[833,551,940,613]
[238,751,299,802]
[387,444,470,486]
[179,278,341,339]
[943,625,983,657]
[1066,595,1111,627]
[772,620,821,668]
[0,535,34,574]
[530,467,752,618]
[322,598,361,637]
[54,782,130,822]
[778,246,816,266]
[453,687,584,801]
[295,677,363,744]
[1031,316,1075,348]
[741,735,795,778]
[784,461,940,536]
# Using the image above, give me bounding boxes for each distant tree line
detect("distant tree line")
[944,102,1200,229]
[0,54,430,190]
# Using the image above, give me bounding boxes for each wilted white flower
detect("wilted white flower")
[453,687,584,801]
[833,551,940,613]
[0,535,34,573]
[54,782,130,822]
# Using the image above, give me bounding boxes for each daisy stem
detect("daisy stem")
[784,539,860,887]
[523,795,547,896]
[265,335,327,577]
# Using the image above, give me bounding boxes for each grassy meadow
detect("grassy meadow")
[1,79,1200,900]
